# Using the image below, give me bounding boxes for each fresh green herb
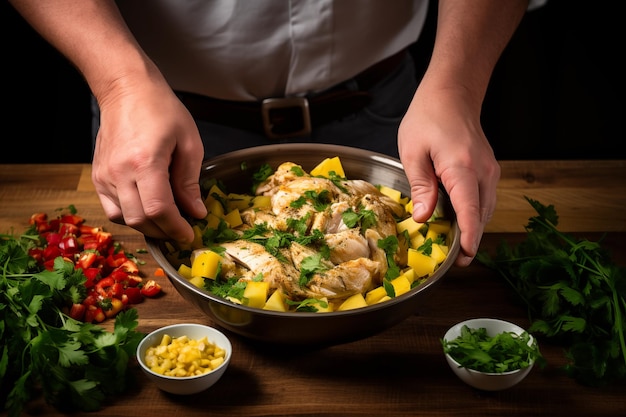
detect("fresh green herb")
[299,253,330,286]
[377,235,401,281]
[251,163,274,193]
[290,165,305,177]
[476,197,626,386]
[290,190,332,211]
[0,232,144,417]
[286,297,329,312]
[341,207,376,231]
[442,325,543,373]
[206,276,247,300]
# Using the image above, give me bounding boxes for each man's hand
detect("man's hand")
[92,76,207,242]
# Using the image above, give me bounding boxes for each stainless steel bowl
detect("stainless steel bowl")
[146,144,460,346]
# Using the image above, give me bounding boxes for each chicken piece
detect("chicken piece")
[307,258,382,300]
[255,162,305,196]
[324,229,371,264]
[339,179,405,218]
[358,194,398,238]
[365,228,389,280]
[218,240,294,289]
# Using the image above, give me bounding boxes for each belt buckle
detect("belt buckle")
[261,97,311,139]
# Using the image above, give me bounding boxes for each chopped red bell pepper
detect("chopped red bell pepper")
[140,279,162,297]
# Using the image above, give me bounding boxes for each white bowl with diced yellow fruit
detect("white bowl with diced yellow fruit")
[136,323,232,395]
[146,144,460,347]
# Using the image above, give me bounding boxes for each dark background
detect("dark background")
[3,0,624,164]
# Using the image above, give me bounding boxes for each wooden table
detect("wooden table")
[1,161,625,417]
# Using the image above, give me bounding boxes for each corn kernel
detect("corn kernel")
[144,333,227,377]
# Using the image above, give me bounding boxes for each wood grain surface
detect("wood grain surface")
[1,162,625,417]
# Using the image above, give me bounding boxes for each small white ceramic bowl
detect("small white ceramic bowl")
[442,318,536,391]
[136,323,232,395]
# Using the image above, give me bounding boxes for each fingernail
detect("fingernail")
[194,199,208,215]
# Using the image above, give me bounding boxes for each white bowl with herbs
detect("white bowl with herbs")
[442,318,543,391]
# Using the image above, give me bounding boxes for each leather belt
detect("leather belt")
[177,49,407,139]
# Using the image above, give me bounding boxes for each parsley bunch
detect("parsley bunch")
[0,232,145,416]
[476,197,626,386]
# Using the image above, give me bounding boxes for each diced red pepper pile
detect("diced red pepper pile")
[28,211,162,323]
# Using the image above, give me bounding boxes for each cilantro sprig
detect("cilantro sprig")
[476,197,626,386]
[0,232,144,416]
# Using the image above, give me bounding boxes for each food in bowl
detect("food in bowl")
[144,333,227,377]
[442,318,543,391]
[136,323,232,395]
[146,144,460,345]
[163,155,453,313]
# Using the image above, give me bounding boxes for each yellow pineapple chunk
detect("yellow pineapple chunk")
[263,289,288,312]
[227,193,253,211]
[337,293,367,311]
[309,156,345,178]
[430,243,448,264]
[252,195,271,208]
[365,286,388,305]
[313,297,333,313]
[223,209,243,228]
[243,281,270,309]
[390,275,411,297]
[401,267,416,284]
[397,217,424,238]
[407,248,438,278]
[177,263,192,280]
[191,250,222,279]
[188,275,205,289]
[378,185,402,203]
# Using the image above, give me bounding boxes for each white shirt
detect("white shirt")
[116,0,546,101]
[117,0,428,100]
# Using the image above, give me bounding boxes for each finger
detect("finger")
[403,156,440,224]
[115,177,173,239]
[444,169,481,267]
[169,133,207,221]
[133,168,195,242]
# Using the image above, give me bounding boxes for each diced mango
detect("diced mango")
[410,232,426,249]
[428,220,451,236]
[405,199,413,215]
[227,193,253,211]
[188,275,205,289]
[397,217,424,238]
[252,195,271,208]
[177,263,192,280]
[390,275,411,297]
[263,289,288,312]
[243,281,270,309]
[378,185,402,203]
[376,295,392,304]
[401,267,416,284]
[365,286,388,305]
[223,209,243,228]
[313,297,333,313]
[191,250,222,279]
[191,224,204,249]
[208,184,228,200]
[407,248,438,278]
[337,293,367,311]
[205,197,224,217]
[431,243,448,264]
[309,156,345,178]
[205,212,222,229]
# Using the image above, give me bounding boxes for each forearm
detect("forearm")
[422,0,529,110]
[9,0,161,102]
